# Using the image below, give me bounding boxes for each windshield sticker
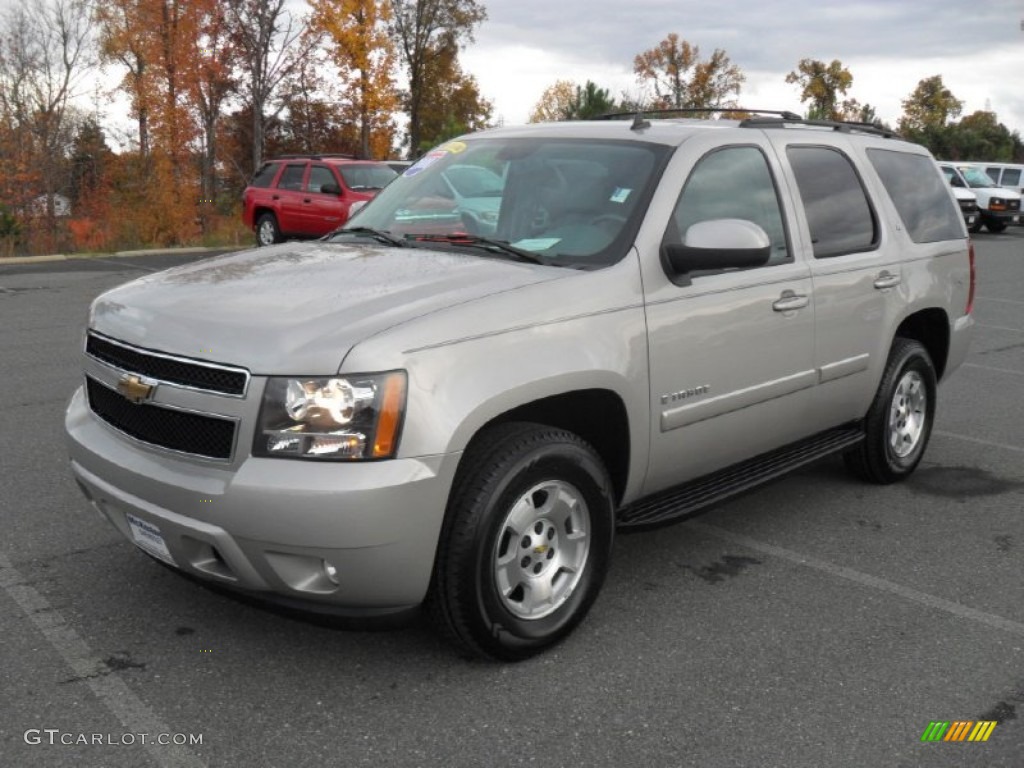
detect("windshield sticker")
[511,238,561,251]
[439,140,467,154]
[403,150,447,177]
[610,187,632,204]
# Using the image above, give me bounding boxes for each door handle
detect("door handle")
[873,272,901,290]
[303,198,311,203]
[772,291,809,312]
[271,194,280,200]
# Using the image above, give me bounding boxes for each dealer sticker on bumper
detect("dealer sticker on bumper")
[125,513,177,567]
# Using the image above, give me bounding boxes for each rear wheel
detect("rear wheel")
[255,213,282,246]
[429,422,614,660]
[845,338,936,484]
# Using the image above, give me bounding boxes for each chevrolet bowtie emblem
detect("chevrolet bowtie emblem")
[116,373,156,404]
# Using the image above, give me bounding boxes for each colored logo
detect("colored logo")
[921,721,997,742]
[116,373,157,404]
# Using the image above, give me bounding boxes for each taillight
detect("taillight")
[965,241,976,315]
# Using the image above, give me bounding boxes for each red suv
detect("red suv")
[242,155,398,246]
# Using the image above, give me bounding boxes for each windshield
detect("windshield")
[339,164,399,191]
[958,166,998,188]
[334,137,670,268]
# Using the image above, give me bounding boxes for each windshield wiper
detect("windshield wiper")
[406,234,545,265]
[334,226,406,247]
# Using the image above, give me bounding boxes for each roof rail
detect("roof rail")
[268,153,358,161]
[738,115,900,139]
[595,107,803,121]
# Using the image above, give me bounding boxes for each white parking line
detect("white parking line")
[688,522,1024,639]
[85,257,160,273]
[0,553,206,768]
[933,429,1024,454]
[963,362,1024,376]
[976,296,1024,306]
[975,322,1024,333]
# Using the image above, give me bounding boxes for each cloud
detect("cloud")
[464,0,1024,130]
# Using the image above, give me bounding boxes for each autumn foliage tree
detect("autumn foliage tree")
[633,33,744,113]
[308,0,398,159]
[899,75,963,134]
[391,0,487,156]
[529,80,616,122]
[785,58,855,121]
[0,0,92,251]
[412,36,491,151]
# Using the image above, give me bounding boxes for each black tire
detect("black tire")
[986,220,1007,233]
[969,219,983,234]
[845,338,936,484]
[429,422,614,661]
[255,212,282,246]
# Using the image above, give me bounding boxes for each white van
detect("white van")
[938,162,1022,233]
[950,186,979,229]
[975,162,1024,199]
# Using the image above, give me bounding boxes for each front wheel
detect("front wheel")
[986,219,1007,233]
[429,422,614,660]
[845,338,936,484]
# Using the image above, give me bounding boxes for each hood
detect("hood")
[89,241,565,373]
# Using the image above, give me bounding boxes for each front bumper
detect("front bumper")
[981,209,1020,224]
[66,387,460,615]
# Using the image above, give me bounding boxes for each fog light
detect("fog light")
[323,560,339,585]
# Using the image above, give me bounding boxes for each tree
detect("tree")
[898,75,963,134]
[0,0,92,249]
[275,55,361,156]
[633,33,743,113]
[529,80,576,123]
[191,0,238,211]
[391,0,487,156]
[947,111,1016,161]
[529,80,616,122]
[308,0,398,159]
[226,0,319,174]
[412,39,491,151]
[95,0,154,155]
[785,58,853,120]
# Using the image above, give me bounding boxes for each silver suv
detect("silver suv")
[66,114,975,660]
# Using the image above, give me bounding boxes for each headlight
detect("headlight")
[990,197,1006,210]
[254,371,406,460]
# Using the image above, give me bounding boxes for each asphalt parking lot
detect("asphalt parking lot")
[1,233,1022,768]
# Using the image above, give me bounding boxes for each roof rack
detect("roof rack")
[268,153,357,161]
[593,108,900,139]
[596,107,803,121]
[738,115,900,139]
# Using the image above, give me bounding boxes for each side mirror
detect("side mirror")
[320,182,341,195]
[662,219,771,286]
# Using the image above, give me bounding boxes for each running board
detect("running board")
[617,425,864,529]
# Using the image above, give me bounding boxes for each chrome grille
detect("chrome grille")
[86,377,236,460]
[86,333,249,396]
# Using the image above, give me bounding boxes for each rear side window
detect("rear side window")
[250,163,279,188]
[277,164,306,191]
[787,146,877,258]
[1002,168,1021,187]
[867,149,963,243]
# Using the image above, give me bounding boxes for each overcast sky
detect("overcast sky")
[462,0,1024,131]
